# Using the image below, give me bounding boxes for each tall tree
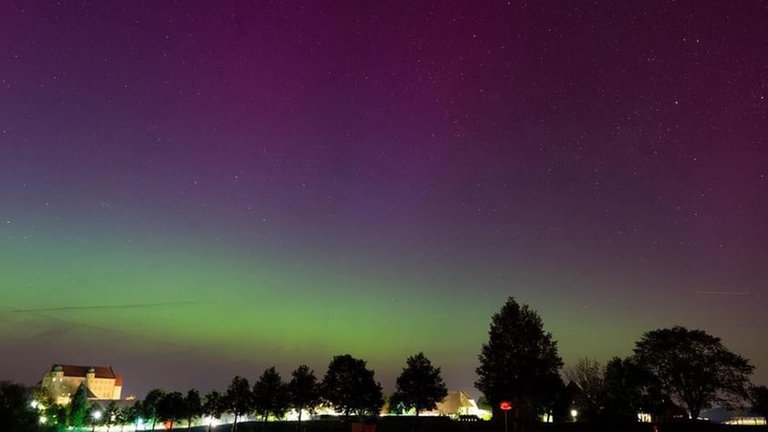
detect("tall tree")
[475,297,564,422]
[393,352,448,417]
[225,376,253,431]
[0,381,38,432]
[632,326,754,420]
[253,366,290,422]
[125,400,143,431]
[183,389,203,430]
[203,391,225,431]
[322,354,384,419]
[288,365,321,431]
[564,357,604,421]
[142,388,166,431]
[69,382,90,428]
[157,391,185,429]
[601,357,652,423]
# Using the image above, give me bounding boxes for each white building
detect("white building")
[41,364,123,405]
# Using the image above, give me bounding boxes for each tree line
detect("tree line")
[475,297,766,427]
[3,352,447,431]
[2,296,767,431]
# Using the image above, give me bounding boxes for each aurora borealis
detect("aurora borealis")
[1,1,766,398]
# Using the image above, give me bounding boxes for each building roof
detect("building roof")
[52,364,118,379]
[435,390,476,414]
[85,386,100,399]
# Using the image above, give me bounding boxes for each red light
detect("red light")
[499,401,512,411]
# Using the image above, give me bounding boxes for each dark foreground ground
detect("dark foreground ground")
[185,417,768,432]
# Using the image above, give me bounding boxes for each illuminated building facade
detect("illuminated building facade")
[41,364,123,405]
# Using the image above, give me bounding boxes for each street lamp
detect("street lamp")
[570,409,578,422]
[91,410,102,431]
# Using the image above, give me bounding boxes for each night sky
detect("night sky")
[1,1,766,399]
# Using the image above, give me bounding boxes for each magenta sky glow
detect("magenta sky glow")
[1,1,766,398]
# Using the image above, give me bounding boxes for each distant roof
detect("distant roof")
[51,364,118,379]
[435,390,476,414]
[85,386,99,399]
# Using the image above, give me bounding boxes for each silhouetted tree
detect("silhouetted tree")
[114,405,129,431]
[225,376,253,431]
[633,326,754,420]
[564,357,604,421]
[104,400,120,431]
[601,357,649,423]
[253,366,289,423]
[393,352,447,418]
[203,390,225,431]
[183,389,203,430]
[125,400,142,431]
[0,381,38,432]
[158,391,185,429]
[475,297,563,423]
[322,354,384,419]
[142,388,166,430]
[288,365,321,432]
[751,385,768,423]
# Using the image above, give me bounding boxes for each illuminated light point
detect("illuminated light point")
[500,400,513,432]
[91,410,102,432]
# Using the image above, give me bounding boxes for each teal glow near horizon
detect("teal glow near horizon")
[4,213,760,396]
